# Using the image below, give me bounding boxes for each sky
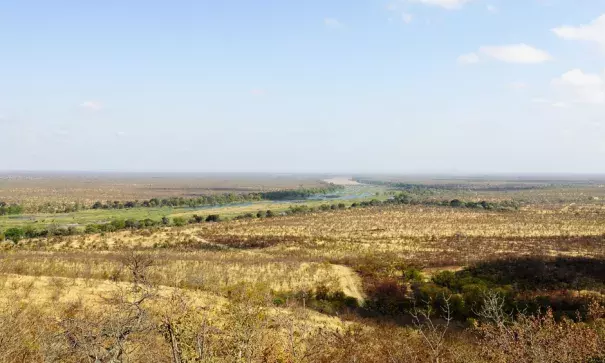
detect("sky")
[1,0,604,174]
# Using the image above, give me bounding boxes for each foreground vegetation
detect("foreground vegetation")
[0,176,604,362]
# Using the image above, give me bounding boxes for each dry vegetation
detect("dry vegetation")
[0,173,324,210]
[0,178,604,362]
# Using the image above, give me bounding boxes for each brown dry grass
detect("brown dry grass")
[1,201,604,362]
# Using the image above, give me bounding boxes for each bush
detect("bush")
[205,214,221,222]
[5,228,25,243]
[125,219,139,229]
[366,278,409,315]
[111,219,126,230]
[172,217,187,227]
[450,199,463,207]
[85,225,100,234]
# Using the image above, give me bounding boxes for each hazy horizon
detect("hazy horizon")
[1,1,604,173]
[2,170,605,180]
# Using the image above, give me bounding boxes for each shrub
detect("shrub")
[5,227,25,243]
[172,217,187,227]
[85,225,100,234]
[111,219,126,230]
[206,214,221,222]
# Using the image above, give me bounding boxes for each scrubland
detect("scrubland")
[0,180,604,362]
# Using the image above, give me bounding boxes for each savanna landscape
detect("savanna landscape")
[0,173,604,362]
[3,1,605,362]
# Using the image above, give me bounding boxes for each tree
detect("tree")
[60,252,157,362]
[450,199,463,208]
[161,216,170,225]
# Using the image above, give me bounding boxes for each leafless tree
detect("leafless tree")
[59,252,157,363]
[410,295,453,363]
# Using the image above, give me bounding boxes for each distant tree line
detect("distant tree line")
[390,192,520,210]
[89,185,344,210]
[0,191,518,244]
[354,178,546,192]
[0,185,344,215]
[0,202,23,216]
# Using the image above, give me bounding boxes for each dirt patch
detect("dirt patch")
[332,264,365,303]
[323,177,360,186]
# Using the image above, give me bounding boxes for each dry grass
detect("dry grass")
[0,173,324,210]
[0,197,604,362]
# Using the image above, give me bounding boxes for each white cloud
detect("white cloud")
[115,131,126,137]
[552,69,603,87]
[551,69,605,104]
[457,44,552,65]
[457,52,479,65]
[402,12,413,24]
[479,44,552,64]
[552,14,605,50]
[250,89,266,96]
[80,101,102,111]
[324,18,343,29]
[407,0,473,10]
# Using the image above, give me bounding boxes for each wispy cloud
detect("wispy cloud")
[324,18,344,29]
[457,52,480,65]
[551,69,605,104]
[407,0,473,10]
[250,89,266,96]
[486,5,498,14]
[80,101,103,111]
[480,44,552,64]
[386,2,414,24]
[459,44,552,65]
[531,98,569,109]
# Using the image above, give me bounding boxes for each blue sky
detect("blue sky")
[1,0,604,173]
